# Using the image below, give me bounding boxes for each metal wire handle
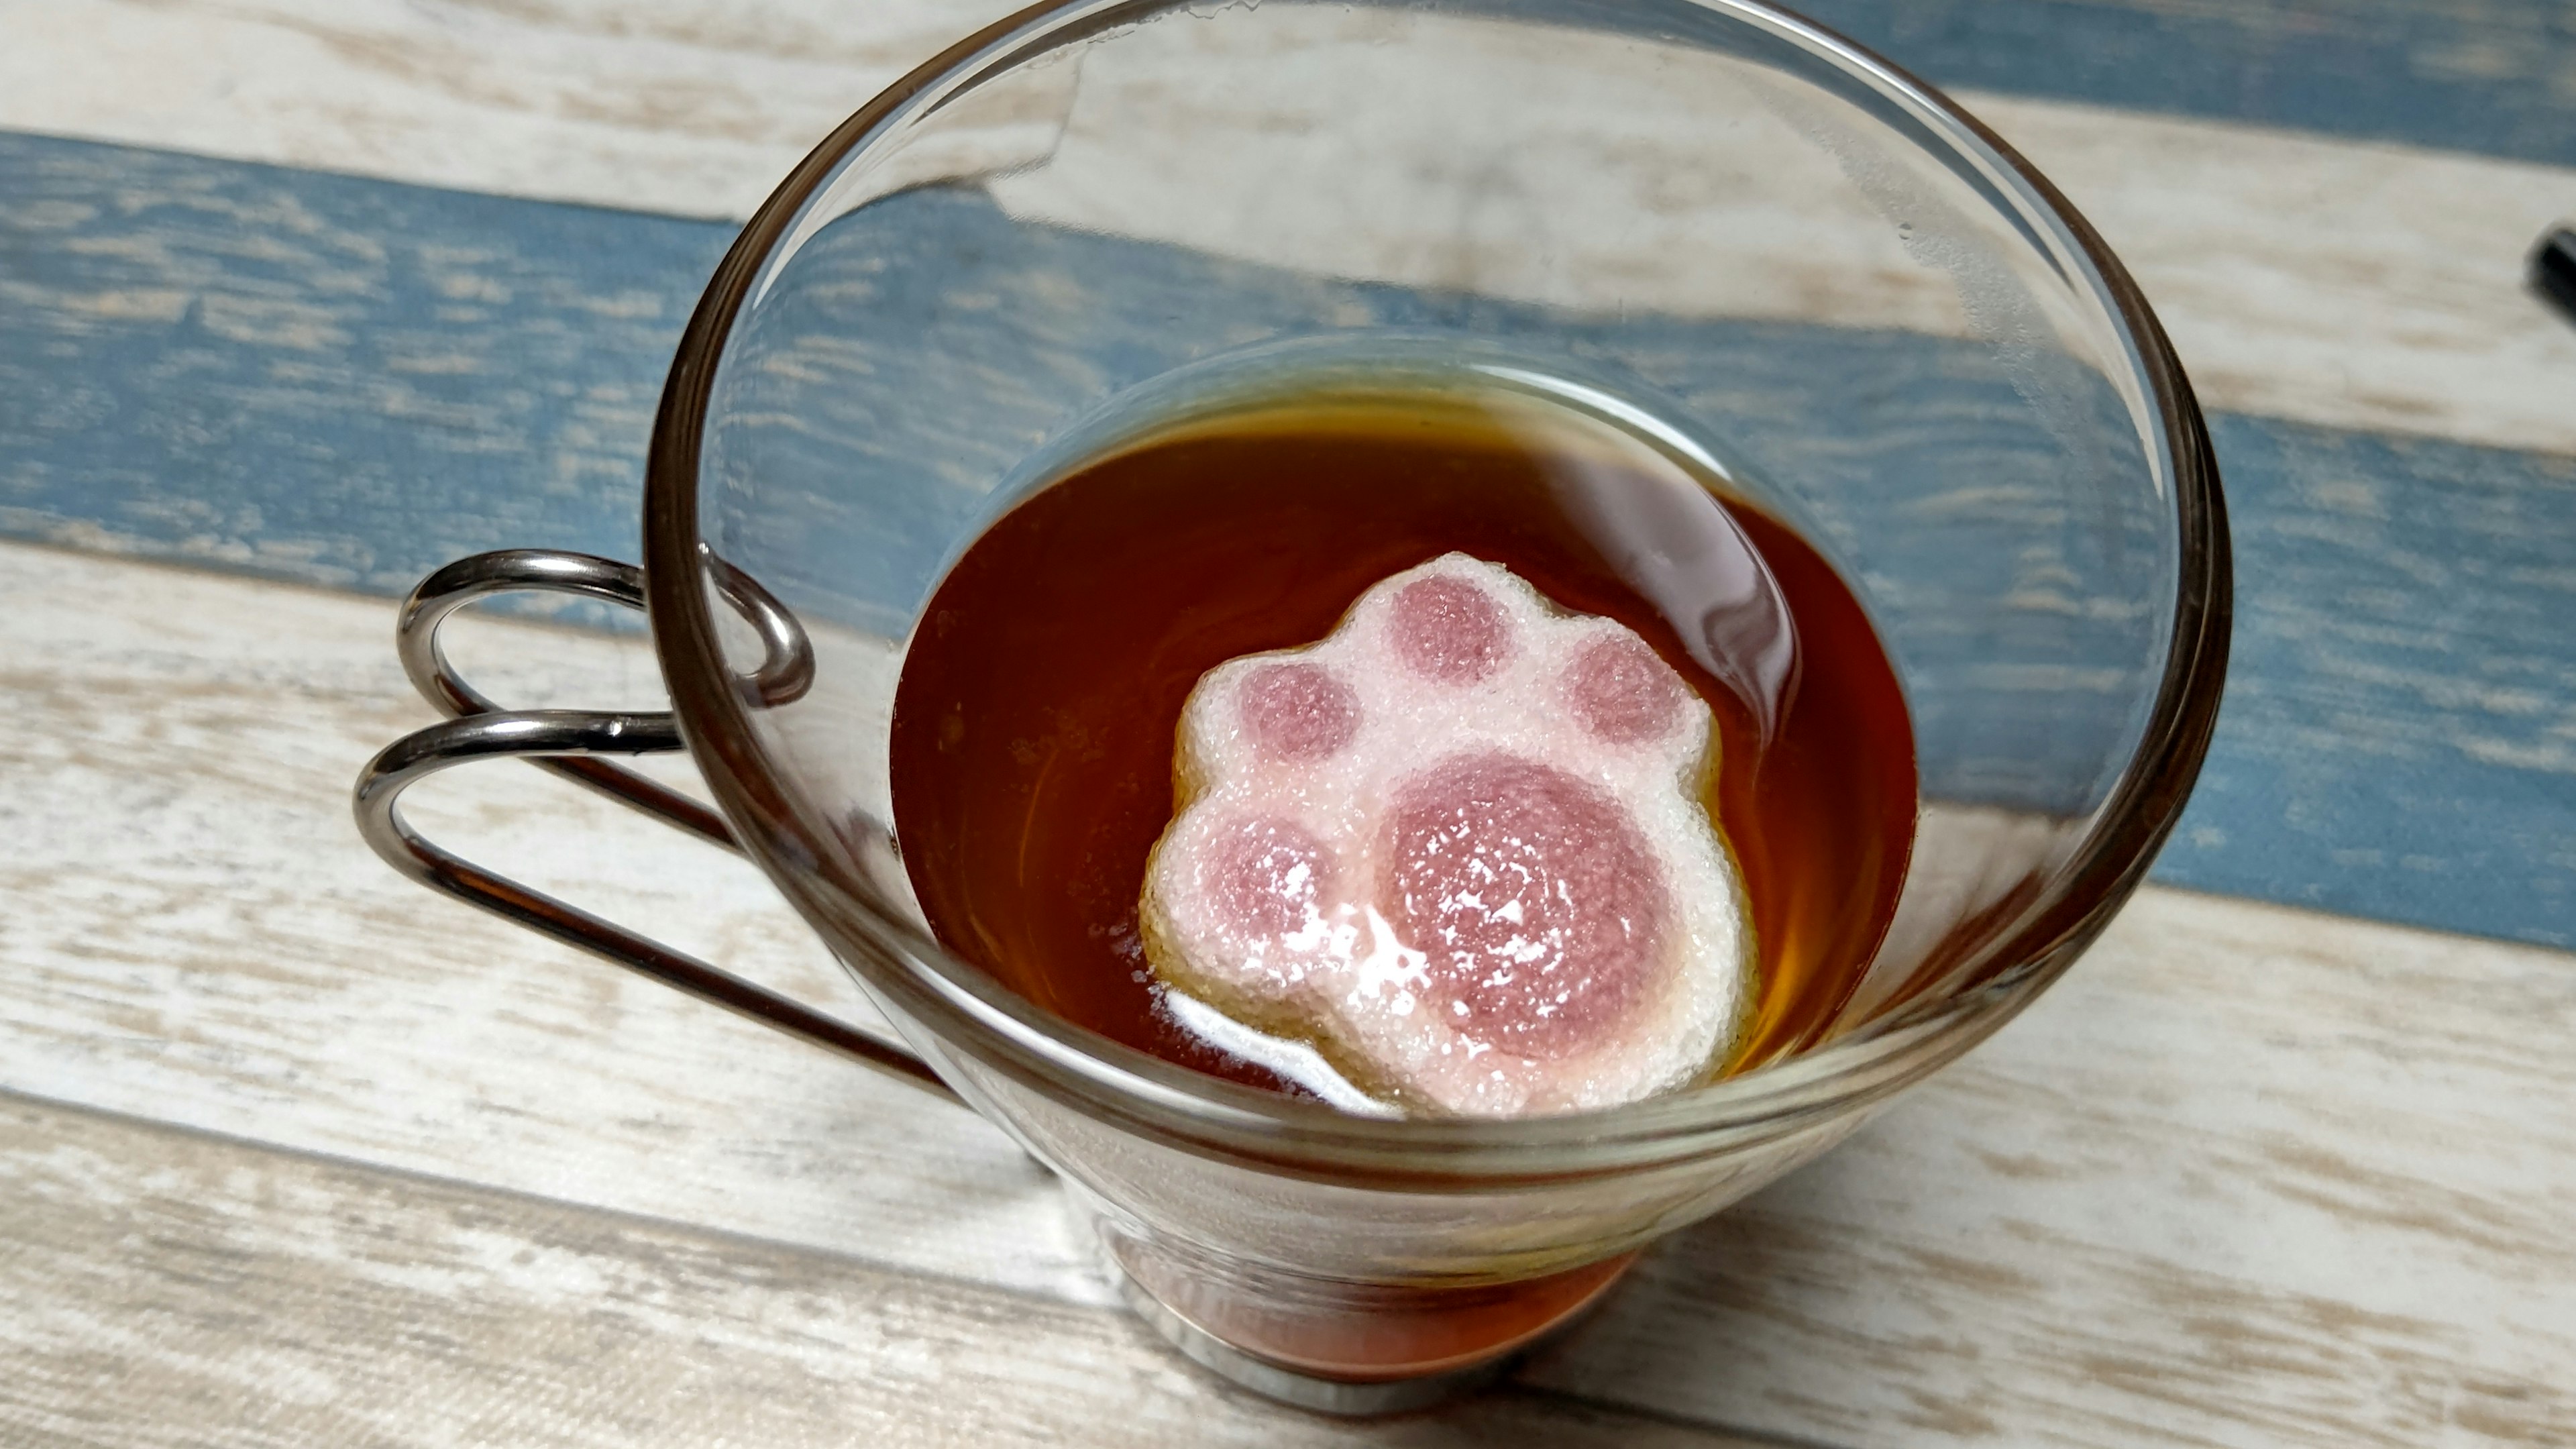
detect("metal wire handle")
[394,548,813,844]
[352,549,951,1096]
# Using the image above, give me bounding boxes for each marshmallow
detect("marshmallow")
[1140,554,1754,1116]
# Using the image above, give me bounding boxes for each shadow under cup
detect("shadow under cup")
[645,0,2226,1405]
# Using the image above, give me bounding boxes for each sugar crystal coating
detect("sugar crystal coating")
[1385,752,1666,1061]
[1140,553,1754,1116]
[1568,635,1689,744]
[1390,574,1511,684]
[1239,661,1360,761]
[1208,815,1333,945]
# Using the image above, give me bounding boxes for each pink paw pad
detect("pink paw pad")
[1238,662,1360,762]
[1141,553,1753,1117]
[1390,575,1511,684]
[1208,815,1334,943]
[1385,753,1665,1060]
[1568,636,1689,745]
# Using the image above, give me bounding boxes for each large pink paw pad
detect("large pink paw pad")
[1386,753,1664,1060]
[1141,554,1752,1117]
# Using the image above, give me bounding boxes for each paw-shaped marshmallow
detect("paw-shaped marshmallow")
[1140,553,1753,1116]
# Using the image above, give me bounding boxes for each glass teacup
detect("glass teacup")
[357,0,2227,1413]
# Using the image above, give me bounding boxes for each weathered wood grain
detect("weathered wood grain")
[0,1090,1750,1448]
[1538,884,2576,1447]
[0,0,1022,221]
[0,538,1114,1311]
[1970,92,2576,461]
[5,539,2572,1446]
[1809,0,2576,170]
[2167,417,2576,948]
[979,9,2576,456]
[1,3,2573,453]
[0,130,725,596]
[12,0,2576,186]
[5,7,2571,1443]
[6,131,2571,949]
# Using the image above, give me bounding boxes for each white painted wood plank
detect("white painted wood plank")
[0,537,1116,1311]
[1,0,2571,454]
[5,537,2572,1445]
[0,1091,1748,1448]
[1534,884,2576,1447]
[0,0,1019,222]
[1966,91,2576,464]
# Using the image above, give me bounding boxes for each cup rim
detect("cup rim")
[643,0,2231,1179]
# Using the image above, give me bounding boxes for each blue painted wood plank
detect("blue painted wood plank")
[2,131,2569,949]
[2156,419,2576,943]
[1794,0,2576,169]
[705,185,2169,823]
[0,131,729,596]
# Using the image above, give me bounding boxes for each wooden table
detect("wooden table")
[3,2,2572,1444]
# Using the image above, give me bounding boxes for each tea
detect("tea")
[890,374,1915,1105]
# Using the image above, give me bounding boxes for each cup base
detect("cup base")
[1086,1218,1633,1415]
[1111,1267,1534,1415]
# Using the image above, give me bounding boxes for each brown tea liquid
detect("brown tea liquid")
[890,377,1916,1097]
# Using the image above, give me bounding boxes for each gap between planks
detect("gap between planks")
[0,1087,1764,1449]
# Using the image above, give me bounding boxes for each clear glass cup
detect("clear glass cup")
[360,0,2227,1413]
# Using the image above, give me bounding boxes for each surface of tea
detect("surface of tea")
[890,377,1916,1104]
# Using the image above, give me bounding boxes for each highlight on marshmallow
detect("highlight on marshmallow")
[1139,553,1755,1117]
